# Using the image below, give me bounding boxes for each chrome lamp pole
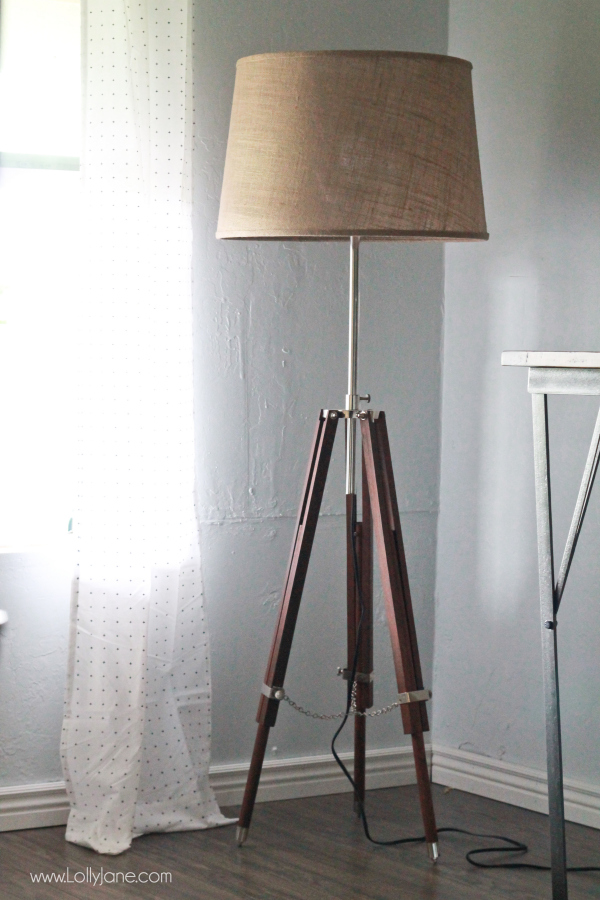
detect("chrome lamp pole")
[345,235,368,496]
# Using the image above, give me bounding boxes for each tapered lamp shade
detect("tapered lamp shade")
[217,51,487,241]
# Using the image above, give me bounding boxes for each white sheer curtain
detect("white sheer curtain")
[61,0,231,854]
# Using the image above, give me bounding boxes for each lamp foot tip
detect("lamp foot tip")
[236,826,248,846]
[427,841,439,863]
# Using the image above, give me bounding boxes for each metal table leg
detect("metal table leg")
[532,392,568,900]
[502,353,600,899]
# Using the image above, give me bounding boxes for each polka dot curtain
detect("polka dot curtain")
[60,0,232,854]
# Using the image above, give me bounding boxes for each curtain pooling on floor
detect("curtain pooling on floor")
[60,0,232,854]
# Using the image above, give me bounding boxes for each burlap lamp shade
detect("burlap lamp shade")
[217,50,487,241]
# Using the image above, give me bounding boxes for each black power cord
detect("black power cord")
[330,497,600,874]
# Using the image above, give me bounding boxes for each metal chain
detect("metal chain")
[281,683,406,720]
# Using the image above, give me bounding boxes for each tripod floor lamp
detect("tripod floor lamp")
[216,51,488,858]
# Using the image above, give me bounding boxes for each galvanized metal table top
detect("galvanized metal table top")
[502,350,600,368]
[502,350,600,900]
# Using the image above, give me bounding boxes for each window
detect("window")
[0,0,80,548]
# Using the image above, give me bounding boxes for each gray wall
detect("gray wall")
[193,0,448,767]
[434,0,600,783]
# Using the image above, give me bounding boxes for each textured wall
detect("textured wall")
[434,0,600,782]
[192,0,448,766]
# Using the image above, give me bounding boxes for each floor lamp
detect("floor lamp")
[216,51,488,857]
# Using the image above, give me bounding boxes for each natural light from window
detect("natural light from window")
[0,0,80,548]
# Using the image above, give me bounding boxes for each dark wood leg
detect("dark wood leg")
[237,410,338,843]
[353,715,366,808]
[346,494,363,808]
[361,411,438,858]
[359,449,374,717]
[236,724,270,844]
[412,730,437,850]
[377,412,428,732]
[346,450,374,808]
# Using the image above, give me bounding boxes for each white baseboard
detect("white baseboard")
[5,744,599,834]
[0,745,419,832]
[432,744,600,831]
[209,744,420,808]
[0,782,71,832]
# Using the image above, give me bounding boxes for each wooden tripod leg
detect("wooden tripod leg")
[347,451,373,808]
[237,724,270,845]
[353,708,366,809]
[361,411,438,859]
[237,410,339,845]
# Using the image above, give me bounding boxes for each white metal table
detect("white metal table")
[502,351,600,900]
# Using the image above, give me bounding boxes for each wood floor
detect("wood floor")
[1,784,599,899]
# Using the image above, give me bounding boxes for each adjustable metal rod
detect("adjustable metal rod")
[345,235,360,495]
[555,402,600,610]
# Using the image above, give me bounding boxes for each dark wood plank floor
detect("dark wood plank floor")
[1,784,599,899]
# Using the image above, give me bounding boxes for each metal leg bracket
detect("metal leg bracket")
[261,683,285,701]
